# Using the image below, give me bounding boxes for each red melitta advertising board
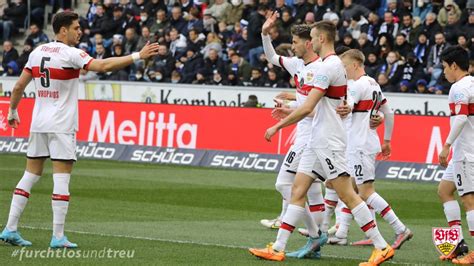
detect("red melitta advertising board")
[0,97,450,164]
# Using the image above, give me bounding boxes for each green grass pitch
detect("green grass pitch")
[0,154,464,265]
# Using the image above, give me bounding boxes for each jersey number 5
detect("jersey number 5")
[40,57,51,88]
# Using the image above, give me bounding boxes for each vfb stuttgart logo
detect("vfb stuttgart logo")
[432,227,460,256]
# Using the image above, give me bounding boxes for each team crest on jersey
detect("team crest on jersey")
[432,227,460,257]
[306,72,314,82]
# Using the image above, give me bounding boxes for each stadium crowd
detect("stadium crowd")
[1,0,474,93]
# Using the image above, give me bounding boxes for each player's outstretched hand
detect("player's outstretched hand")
[275,91,296,101]
[369,114,384,129]
[262,11,279,35]
[378,140,391,160]
[265,126,278,142]
[272,107,292,120]
[7,107,20,129]
[438,144,450,168]
[336,100,351,118]
[139,42,160,59]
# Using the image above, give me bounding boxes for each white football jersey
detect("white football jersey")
[309,54,348,150]
[347,75,386,154]
[279,55,321,146]
[25,41,94,133]
[448,75,474,162]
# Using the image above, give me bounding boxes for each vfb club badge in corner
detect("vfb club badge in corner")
[432,227,461,257]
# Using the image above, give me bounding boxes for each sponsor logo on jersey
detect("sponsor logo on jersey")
[432,227,460,257]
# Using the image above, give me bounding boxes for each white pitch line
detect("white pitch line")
[18,225,414,265]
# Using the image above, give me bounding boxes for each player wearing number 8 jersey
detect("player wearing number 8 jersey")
[1,11,159,248]
[437,46,474,265]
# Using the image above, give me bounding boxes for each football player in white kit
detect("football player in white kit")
[1,11,159,248]
[249,21,394,265]
[437,46,474,264]
[328,49,413,249]
[258,12,325,237]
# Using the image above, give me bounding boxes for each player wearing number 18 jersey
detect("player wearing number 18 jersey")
[1,11,159,248]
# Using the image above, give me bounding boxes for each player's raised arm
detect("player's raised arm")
[261,11,282,67]
[8,70,33,128]
[87,42,159,73]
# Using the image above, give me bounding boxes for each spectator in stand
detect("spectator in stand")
[178,0,196,14]
[398,80,411,93]
[378,11,399,39]
[1,40,18,73]
[122,8,139,33]
[437,0,461,27]
[400,52,425,91]
[151,44,176,81]
[275,0,292,15]
[105,44,130,81]
[198,48,226,81]
[122,28,139,55]
[347,11,369,40]
[386,0,402,21]
[132,0,147,16]
[378,51,404,91]
[458,34,470,52]
[207,0,231,22]
[185,7,203,33]
[365,50,382,78]
[243,94,260,107]
[86,0,101,26]
[137,26,154,51]
[293,0,314,24]
[304,12,316,25]
[227,52,251,83]
[93,42,110,59]
[170,6,187,34]
[247,4,269,66]
[138,9,154,29]
[26,23,49,47]
[180,47,204,83]
[365,11,380,43]
[223,0,244,28]
[16,38,33,70]
[101,7,125,39]
[246,67,265,86]
[378,73,396,91]
[169,27,188,59]
[278,9,295,37]
[444,12,461,45]
[0,0,26,41]
[413,0,432,22]
[202,9,218,34]
[268,26,290,48]
[398,13,417,45]
[314,0,334,22]
[421,12,442,43]
[88,4,107,37]
[206,69,228,85]
[415,79,429,93]
[393,33,411,58]
[341,0,370,22]
[426,32,450,88]
[264,68,289,88]
[375,33,393,59]
[201,31,223,58]
[358,33,374,58]
[150,9,169,36]
[465,12,474,41]
[187,28,205,52]
[146,0,166,18]
[413,32,430,67]
[29,0,46,28]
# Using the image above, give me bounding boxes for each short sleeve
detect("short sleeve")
[69,47,94,70]
[310,67,330,92]
[450,86,470,116]
[23,52,33,73]
[279,56,300,77]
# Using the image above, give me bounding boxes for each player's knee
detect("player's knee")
[275,182,291,195]
[437,185,454,202]
[461,194,474,211]
[290,184,306,203]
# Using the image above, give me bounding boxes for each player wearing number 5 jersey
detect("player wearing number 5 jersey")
[437,46,474,265]
[330,49,413,250]
[1,11,159,248]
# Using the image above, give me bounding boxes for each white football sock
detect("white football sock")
[52,173,70,239]
[367,193,405,235]
[443,200,464,240]
[273,204,305,252]
[6,171,41,232]
[352,202,388,249]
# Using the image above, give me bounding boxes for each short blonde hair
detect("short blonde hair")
[340,49,365,66]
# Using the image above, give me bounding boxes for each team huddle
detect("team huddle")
[250,11,474,266]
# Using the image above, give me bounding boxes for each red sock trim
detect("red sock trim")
[309,204,325,212]
[381,206,391,217]
[14,188,30,198]
[448,220,462,227]
[361,220,376,232]
[342,207,352,214]
[280,222,295,232]
[52,194,70,201]
[324,199,338,207]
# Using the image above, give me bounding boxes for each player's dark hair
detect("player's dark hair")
[335,45,351,55]
[52,11,79,34]
[291,24,312,40]
[441,45,469,71]
[312,20,336,43]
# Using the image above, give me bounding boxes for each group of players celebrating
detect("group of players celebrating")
[249,11,474,266]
